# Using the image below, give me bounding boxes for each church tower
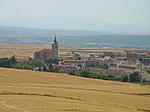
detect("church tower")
[52,34,58,59]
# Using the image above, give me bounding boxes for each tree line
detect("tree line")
[0,57,148,84]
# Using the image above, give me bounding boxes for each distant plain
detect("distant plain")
[0,44,124,58]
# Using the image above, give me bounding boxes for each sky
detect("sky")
[0,0,150,34]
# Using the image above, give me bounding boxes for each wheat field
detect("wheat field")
[0,44,124,58]
[0,68,150,112]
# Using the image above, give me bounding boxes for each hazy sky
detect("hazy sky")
[0,0,150,34]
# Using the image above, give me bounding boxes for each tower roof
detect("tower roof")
[53,34,58,43]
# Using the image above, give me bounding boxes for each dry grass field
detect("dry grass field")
[0,44,124,58]
[0,68,150,112]
[0,44,51,58]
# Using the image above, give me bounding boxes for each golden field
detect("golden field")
[0,44,51,58]
[0,44,124,58]
[0,68,150,112]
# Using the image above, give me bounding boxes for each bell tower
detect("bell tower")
[52,34,58,59]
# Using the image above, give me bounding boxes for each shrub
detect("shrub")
[91,72,109,80]
[26,59,43,67]
[68,69,76,75]
[141,79,146,83]
[129,71,141,83]
[121,73,129,82]
[0,58,11,68]
[100,63,109,69]
[80,68,91,78]
[58,69,64,73]
[43,66,48,72]
[48,64,53,72]
[12,59,43,70]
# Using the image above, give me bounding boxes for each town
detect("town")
[1,34,149,84]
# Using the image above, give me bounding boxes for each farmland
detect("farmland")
[0,44,124,58]
[0,68,150,112]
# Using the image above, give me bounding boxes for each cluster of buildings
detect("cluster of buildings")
[13,35,150,80]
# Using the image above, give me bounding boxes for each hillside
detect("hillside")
[0,68,150,112]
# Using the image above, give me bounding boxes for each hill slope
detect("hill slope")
[0,68,150,112]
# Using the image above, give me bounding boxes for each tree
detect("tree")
[97,73,109,80]
[58,69,64,73]
[100,63,109,69]
[121,73,129,82]
[27,59,43,67]
[129,71,141,83]
[141,79,146,83]
[10,55,17,65]
[77,64,82,68]
[73,53,81,60]
[68,69,76,75]
[38,67,42,71]
[80,68,91,78]
[46,59,59,65]
[91,72,109,80]
[53,68,61,73]
[0,58,11,68]
[48,64,53,72]
[43,66,47,72]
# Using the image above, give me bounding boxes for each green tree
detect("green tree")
[53,68,61,73]
[43,66,47,72]
[68,69,76,75]
[121,73,129,82]
[97,73,109,80]
[141,79,146,83]
[91,72,109,80]
[38,67,42,71]
[27,59,43,67]
[48,64,53,72]
[129,71,141,83]
[0,58,11,68]
[10,55,17,65]
[58,69,64,73]
[80,68,91,78]
[100,63,109,69]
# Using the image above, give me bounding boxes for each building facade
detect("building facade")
[34,35,58,61]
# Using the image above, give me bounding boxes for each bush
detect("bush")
[121,72,141,83]
[100,63,109,69]
[12,63,33,70]
[141,79,146,83]
[10,56,17,65]
[26,59,43,67]
[91,72,109,80]
[121,73,129,82]
[80,68,91,78]
[45,59,59,65]
[0,58,11,68]
[43,66,48,72]
[48,64,53,72]
[53,68,61,73]
[58,69,64,73]
[12,59,44,70]
[129,71,141,83]
[68,69,76,75]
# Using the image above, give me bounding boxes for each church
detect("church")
[34,35,58,62]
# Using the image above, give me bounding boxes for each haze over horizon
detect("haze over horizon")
[0,0,150,34]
